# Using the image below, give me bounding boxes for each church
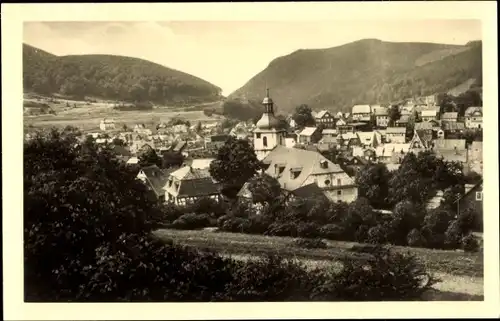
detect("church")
[250,90,358,203]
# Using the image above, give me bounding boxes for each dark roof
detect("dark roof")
[210,134,230,142]
[177,177,221,198]
[140,165,170,197]
[112,145,132,157]
[291,183,329,201]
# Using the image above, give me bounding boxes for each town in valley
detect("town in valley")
[22,20,486,303]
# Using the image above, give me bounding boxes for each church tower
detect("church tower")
[253,89,286,160]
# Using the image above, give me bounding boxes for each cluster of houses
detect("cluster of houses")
[130,91,482,221]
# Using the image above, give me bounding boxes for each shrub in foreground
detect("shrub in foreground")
[171,213,211,230]
[312,246,439,301]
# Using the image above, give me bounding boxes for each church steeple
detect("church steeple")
[262,88,274,114]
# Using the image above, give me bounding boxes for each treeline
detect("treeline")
[24,128,437,301]
[23,44,222,104]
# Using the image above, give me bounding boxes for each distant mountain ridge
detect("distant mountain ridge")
[23,44,223,106]
[228,39,482,115]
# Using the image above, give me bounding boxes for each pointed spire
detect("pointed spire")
[266,88,270,98]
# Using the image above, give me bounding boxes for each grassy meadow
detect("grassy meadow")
[153,228,484,301]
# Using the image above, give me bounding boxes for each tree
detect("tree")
[387,201,425,245]
[292,104,315,128]
[195,121,202,133]
[247,173,282,206]
[112,137,125,146]
[437,93,456,115]
[388,105,401,126]
[24,130,162,300]
[209,137,262,198]
[355,163,392,209]
[138,148,162,167]
[388,153,437,205]
[161,151,185,169]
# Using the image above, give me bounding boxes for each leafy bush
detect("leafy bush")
[187,197,226,218]
[312,247,439,301]
[171,213,211,230]
[444,220,463,249]
[367,224,390,244]
[265,222,298,237]
[406,228,426,247]
[223,255,314,301]
[319,224,344,240]
[296,222,320,238]
[461,234,480,252]
[292,238,328,249]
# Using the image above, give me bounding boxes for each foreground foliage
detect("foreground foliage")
[25,129,437,301]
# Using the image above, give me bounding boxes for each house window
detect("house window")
[475,191,483,201]
[263,136,268,147]
[325,179,331,186]
[337,190,342,196]
[168,179,173,187]
[337,178,341,185]
[256,133,261,139]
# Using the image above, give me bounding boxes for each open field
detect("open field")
[153,228,484,301]
[23,94,225,133]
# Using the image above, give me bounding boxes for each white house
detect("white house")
[464,106,483,129]
[163,166,221,206]
[373,106,389,128]
[352,105,372,122]
[260,145,358,203]
[385,127,407,144]
[100,118,116,131]
[421,109,438,122]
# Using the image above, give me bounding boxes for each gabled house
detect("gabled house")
[321,128,338,140]
[373,106,389,128]
[375,143,411,164]
[395,115,410,127]
[356,131,379,148]
[315,110,336,129]
[352,105,372,122]
[408,129,433,152]
[385,127,407,144]
[464,106,483,129]
[421,109,438,122]
[100,118,116,131]
[260,145,358,203]
[455,180,483,231]
[298,127,321,144]
[442,121,465,134]
[205,134,230,151]
[137,165,171,202]
[441,112,458,122]
[163,166,222,206]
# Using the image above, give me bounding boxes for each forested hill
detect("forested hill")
[23,44,223,105]
[227,39,482,115]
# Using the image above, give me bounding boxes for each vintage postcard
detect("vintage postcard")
[2,2,499,320]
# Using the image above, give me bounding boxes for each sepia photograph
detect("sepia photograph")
[2,2,499,320]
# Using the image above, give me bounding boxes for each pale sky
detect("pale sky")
[24,20,481,96]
